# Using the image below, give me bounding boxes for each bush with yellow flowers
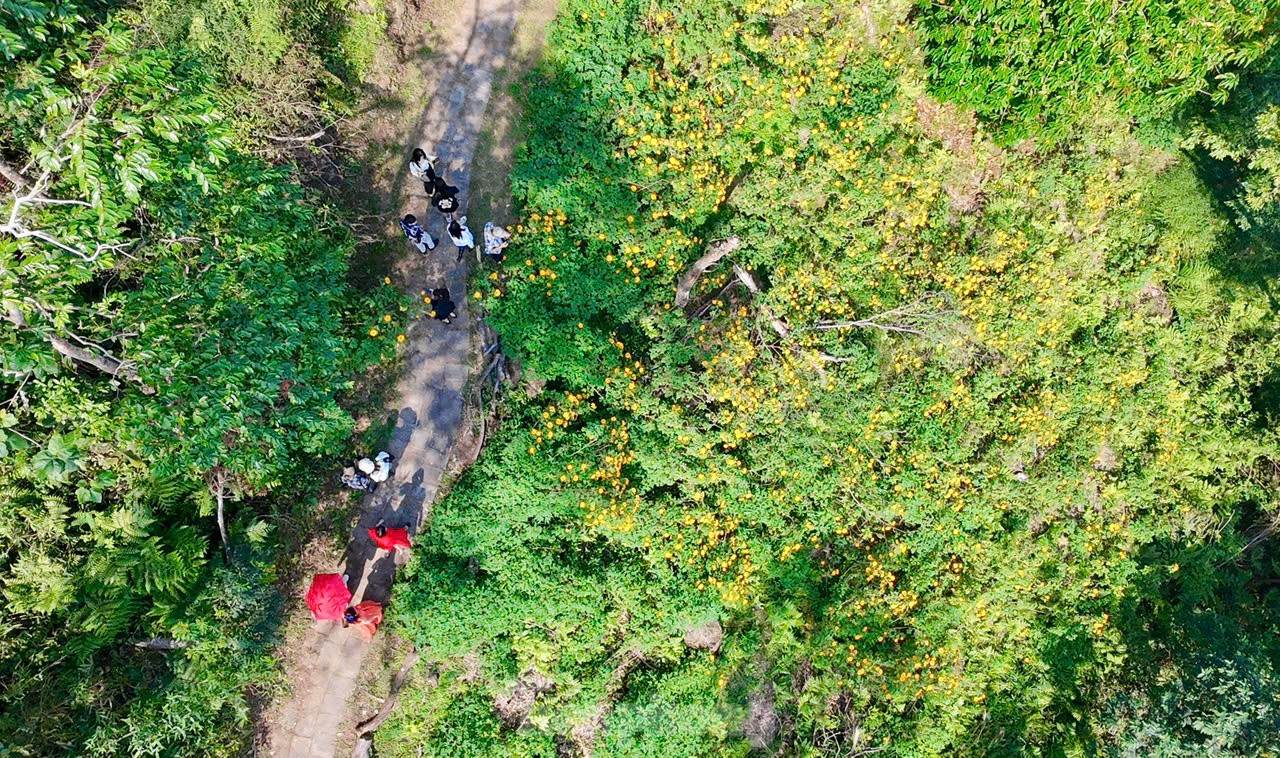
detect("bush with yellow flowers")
[385,0,1280,755]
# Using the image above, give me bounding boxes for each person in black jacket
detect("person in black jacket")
[429,286,458,325]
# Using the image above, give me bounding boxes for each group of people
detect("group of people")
[398,147,512,295]
[340,450,394,493]
[335,523,413,640]
[325,145,515,638]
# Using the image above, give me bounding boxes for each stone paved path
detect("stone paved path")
[266,0,520,753]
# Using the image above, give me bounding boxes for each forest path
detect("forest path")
[264,0,520,753]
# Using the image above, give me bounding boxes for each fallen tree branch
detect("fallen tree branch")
[4,306,151,388]
[674,236,740,307]
[801,294,954,337]
[732,264,790,338]
[265,128,329,143]
[807,318,926,336]
[567,649,647,758]
[352,647,424,757]
[131,638,190,651]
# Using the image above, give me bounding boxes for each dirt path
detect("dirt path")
[264,0,520,754]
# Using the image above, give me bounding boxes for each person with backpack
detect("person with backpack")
[400,214,435,254]
[341,466,376,492]
[357,451,395,483]
[448,216,475,262]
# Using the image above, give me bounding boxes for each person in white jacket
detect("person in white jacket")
[408,147,438,192]
[448,216,475,262]
[357,451,395,483]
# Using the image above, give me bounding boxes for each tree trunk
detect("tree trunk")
[48,335,129,376]
[674,237,740,307]
[0,159,29,189]
[351,647,423,756]
[209,468,230,561]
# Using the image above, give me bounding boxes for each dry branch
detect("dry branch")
[351,647,424,757]
[674,236,740,307]
[802,294,953,337]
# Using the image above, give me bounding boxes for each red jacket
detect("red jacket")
[369,526,411,551]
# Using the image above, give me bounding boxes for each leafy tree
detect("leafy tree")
[916,0,1280,142]
[0,12,392,756]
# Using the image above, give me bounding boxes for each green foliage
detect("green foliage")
[0,0,82,60]
[334,0,386,82]
[385,0,1280,755]
[917,0,1280,142]
[1182,52,1280,233]
[0,9,395,756]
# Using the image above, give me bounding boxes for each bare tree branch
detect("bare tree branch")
[265,127,329,143]
[354,647,423,741]
[674,236,740,307]
[131,638,191,651]
[208,467,231,562]
[1,176,121,263]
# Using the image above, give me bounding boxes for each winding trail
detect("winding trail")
[265,0,519,754]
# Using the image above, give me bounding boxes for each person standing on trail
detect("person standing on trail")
[430,174,461,216]
[448,216,475,262]
[400,214,435,254]
[429,286,457,325]
[357,451,394,484]
[482,221,510,264]
[408,147,439,192]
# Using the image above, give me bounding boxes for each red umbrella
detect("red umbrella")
[306,573,352,621]
[368,526,412,551]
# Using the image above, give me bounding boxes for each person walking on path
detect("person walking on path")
[408,147,439,192]
[448,216,475,262]
[482,221,510,264]
[400,214,436,253]
[429,286,457,325]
